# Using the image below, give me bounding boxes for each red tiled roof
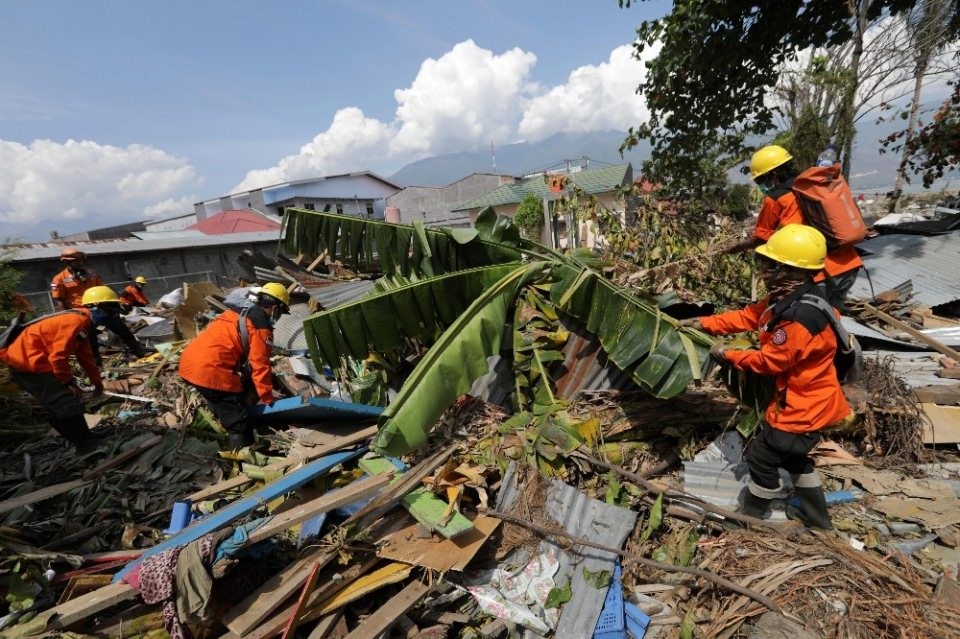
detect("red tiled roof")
[188,209,281,235]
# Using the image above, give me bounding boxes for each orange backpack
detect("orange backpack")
[792,163,867,249]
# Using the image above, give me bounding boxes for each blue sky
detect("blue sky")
[0,0,668,240]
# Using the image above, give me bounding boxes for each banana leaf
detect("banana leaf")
[282,206,553,278]
[301,263,523,368]
[550,265,713,398]
[373,262,548,454]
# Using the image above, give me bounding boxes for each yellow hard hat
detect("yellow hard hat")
[259,282,290,308]
[755,224,826,270]
[135,276,148,285]
[81,285,120,306]
[749,145,793,179]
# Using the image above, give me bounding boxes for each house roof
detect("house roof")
[453,164,632,212]
[7,231,281,262]
[187,209,281,235]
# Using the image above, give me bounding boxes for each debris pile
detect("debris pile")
[1,207,960,639]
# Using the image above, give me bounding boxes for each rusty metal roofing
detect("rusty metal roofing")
[849,233,960,308]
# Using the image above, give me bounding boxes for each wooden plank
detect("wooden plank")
[113,448,364,583]
[864,303,960,361]
[0,435,163,515]
[306,250,328,274]
[305,611,343,639]
[222,550,338,636]
[233,561,370,639]
[281,561,322,639]
[912,385,960,404]
[248,472,392,544]
[377,514,500,571]
[921,403,960,444]
[341,580,430,639]
[42,582,138,631]
[187,425,378,502]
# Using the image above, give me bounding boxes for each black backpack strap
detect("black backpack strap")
[798,294,856,354]
[237,307,251,360]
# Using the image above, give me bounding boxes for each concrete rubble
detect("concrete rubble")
[2,218,960,639]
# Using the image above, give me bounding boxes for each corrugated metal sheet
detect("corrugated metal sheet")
[272,303,312,351]
[8,231,281,262]
[554,317,637,398]
[495,463,637,639]
[306,280,377,310]
[870,351,959,388]
[850,233,960,308]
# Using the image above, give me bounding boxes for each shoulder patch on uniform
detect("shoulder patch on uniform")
[772,328,787,345]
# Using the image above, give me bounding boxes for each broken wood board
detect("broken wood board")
[175,281,220,340]
[306,611,343,639]
[341,579,431,639]
[810,441,862,467]
[825,466,957,499]
[114,448,364,583]
[863,303,960,361]
[247,472,392,544]
[920,403,960,444]
[0,435,163,515]
[233,561,372,639]
[281,560,322,639]
[871,495,960,528]
[13,582,138,635]
[188,425,378,502]
[377,514,500,571]
[221,549,338,636]
[316,562,413,616]
[57,575,113,605]
[912,385,960,405]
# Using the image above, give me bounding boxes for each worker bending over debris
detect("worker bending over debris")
[724,145,863,307]
[119,275,151,312]
[0,286,116,449]
[50,249,148,359]
[179,282,290,449]
[679,224,852,530]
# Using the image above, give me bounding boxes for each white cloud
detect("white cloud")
[518,44,655,141]
[235,39,651,192]
[0,139,199,225]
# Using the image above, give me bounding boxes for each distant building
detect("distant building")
[385,173,515,228]
[194,172,402,221]
[58,220,147,242]
[454,163,633,249]
[187,209,281,235]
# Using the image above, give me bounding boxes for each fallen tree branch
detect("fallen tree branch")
[574,450,785,533]
[481,507,780,614]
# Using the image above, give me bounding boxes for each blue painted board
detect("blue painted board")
[112,448,365,582]
[787,490,857,509]
[252,396,383,424]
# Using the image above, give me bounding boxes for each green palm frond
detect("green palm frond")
[282,206,553,278]
[302,263,524,368]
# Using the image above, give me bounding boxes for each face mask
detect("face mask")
[757,183,771,195]
[89,307,108,327]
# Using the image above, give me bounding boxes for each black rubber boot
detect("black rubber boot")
[787,486,833,530]
[226,432,253,450]
[740,490,772,519]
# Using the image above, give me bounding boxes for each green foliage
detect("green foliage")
[883,83,960,187]
[0,243,25,325]
[514,193,544,239]
[777,106,832,170]
[618,0,940,193]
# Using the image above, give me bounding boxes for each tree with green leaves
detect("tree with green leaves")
[514,192,544,240]
[0,243,26,324]
[619,0,959,191]
[883,83,960,188]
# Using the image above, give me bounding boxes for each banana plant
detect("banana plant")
[284,206,714,456]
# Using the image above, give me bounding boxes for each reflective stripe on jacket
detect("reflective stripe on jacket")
[699,295,851,434]
[50,268,104,309]
[0,308,101,386]
[178,307,274,404]
[754,186,863,280]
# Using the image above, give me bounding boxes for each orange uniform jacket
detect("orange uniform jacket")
[178,307,274,404]
[755,184,863,281]
[0,308,102,386]
[700,295,851,434]
[50,267,104,309]
[120,285,149,307]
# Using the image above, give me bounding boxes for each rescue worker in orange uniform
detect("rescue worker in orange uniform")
[50,249,147,359]
[725,145,863,307]
[679,225,851,530]
[179,282,290,449]
[50,249,104,311]
[119,276,150,312]
[0,286,119,449]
